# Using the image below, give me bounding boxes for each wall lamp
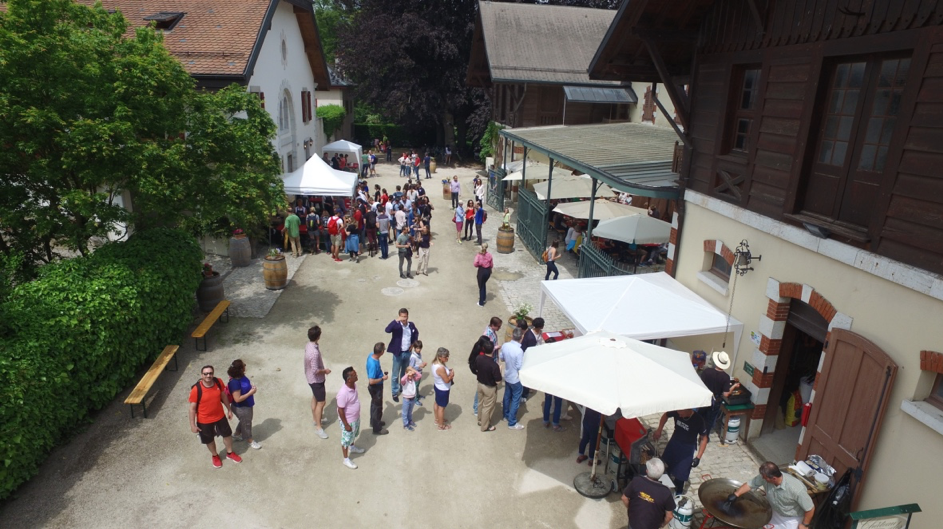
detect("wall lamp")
[734,239,761,276]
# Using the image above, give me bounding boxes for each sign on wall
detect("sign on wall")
[850,504,921,529]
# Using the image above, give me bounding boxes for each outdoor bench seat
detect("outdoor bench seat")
[124,345,179,418]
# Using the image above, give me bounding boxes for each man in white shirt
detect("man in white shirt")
[500,327,526,430]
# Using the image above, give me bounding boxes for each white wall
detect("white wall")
[247,0,320,170]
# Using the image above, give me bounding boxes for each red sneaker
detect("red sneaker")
[211,455,222,469]
[226,452,242,464]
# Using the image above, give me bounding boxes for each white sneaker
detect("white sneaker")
[509,424,525,430]
[316,428,328,439]
[349,445,365,454]
[250,441,262,450]
[343,458,358,469]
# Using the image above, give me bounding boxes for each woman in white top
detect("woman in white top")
[432,347,455,430]
[475,181,485,205]
[545,240,560,280]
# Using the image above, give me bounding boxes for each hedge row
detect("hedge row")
[0,228,202,499]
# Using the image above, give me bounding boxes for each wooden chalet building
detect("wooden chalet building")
[591,0,943,520]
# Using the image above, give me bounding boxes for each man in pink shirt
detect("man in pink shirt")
[337,367,364,469]
[304,325,331,439]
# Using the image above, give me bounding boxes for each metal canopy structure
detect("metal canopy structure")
[563,86,637,104]
[499,122,681,199]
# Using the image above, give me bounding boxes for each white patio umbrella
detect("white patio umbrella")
[552,199,649,220]
[534,176,615,200]
[592,213,672,244]
[503,166,573,182]
[518,331,712,497]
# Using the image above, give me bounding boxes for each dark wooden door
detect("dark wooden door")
[797,329,897,509]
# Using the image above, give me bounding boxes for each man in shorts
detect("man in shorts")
[337,366,365,469]
[188,365,243,468]
[305,325,331,439]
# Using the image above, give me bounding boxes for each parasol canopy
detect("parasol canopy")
[533,176,615,200]
[591,212,672,244]
[552,199,648,220]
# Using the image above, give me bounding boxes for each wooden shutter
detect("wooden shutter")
[259,92,265,110]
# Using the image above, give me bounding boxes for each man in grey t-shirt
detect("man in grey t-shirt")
[395,226,412,279]
[377,211,391,259]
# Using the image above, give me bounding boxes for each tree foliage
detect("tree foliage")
[318,104,347,139]
[0,227,202,500]
[0,0,284,281]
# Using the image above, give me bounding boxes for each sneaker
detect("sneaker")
[400,274,406,279]
[343,458,358,470]
[392,395,400,403]
[349,445,365,454]
[250,441,262,450]
[552,425,567,432]
[316,428,328,439]
[416,400,423,407]
[408,422,417,428]
[476,302,483,307]
[521,397,528,403]
[509,424,525,430]
[374,429,389,435]
[211,455,222,469]
[226,452,243,463]
[404,425,415,431]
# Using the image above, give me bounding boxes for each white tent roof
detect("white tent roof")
[281,155,357,197]
[322,139,363,163]
[538,272,743,358]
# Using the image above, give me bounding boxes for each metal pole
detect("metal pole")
[587,179,599,238]
[546,156,554,204]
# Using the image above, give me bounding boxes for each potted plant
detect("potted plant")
[197,262,224,312]
[262,248,288,290]
[442,178,451,200]
[229,228,251,267]
[506,302,534,343]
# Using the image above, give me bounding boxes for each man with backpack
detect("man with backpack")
[328,211,343,262]
[306,207,321,254]
[188,365,242,469]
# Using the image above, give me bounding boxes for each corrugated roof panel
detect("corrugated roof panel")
[563,85,638,104]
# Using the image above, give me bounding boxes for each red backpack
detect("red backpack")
[328,216,340,235]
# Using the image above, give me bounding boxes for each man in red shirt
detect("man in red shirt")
[188,365,243,468]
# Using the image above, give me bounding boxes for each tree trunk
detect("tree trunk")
[441,111,455,149]
[456,116,468,156]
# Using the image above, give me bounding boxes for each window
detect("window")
[799,56,910,232]
[709,253,733,280]
[279,94,290,132]
[301,90,311,123]
[728,67,760,153]
[928,374,943,411]
[143,12,184,31]
[286,154,294,173]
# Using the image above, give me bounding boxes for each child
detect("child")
[401,367,420,431]
[409,340,428,406]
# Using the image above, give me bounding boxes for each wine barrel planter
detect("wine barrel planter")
[506,315,534,343]
[430,159,437,174]
[196,272,225,312]
[229,235,251,267]
[442,184,451,200]
[496,228,515,254]
[262,256,288,290]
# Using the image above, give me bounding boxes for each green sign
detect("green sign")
[743,361,755,377]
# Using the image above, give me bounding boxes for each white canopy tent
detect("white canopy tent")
[538,272,744,359]
[321,139,363,165]
[281,154,357,197]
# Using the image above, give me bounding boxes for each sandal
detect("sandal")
[484,426,496,432]
[576,455,588,464]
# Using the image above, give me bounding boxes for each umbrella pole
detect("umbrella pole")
[589,421,604,479]
[574,421,611,498]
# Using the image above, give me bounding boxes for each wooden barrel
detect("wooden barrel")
[229,236,251,267]
[196,273,225,312]
[262,257,288,290]
[442,184,451,200]
[430,159,437,173]
[505,316,534,343]
[496,228,515,254]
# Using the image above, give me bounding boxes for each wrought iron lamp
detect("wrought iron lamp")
[734,239,761,276]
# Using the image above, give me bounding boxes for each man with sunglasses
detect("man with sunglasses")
[188,365,242,469]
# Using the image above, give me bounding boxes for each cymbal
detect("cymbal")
[698,478,772,529]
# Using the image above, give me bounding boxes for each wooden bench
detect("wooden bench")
[125,345,179,418]
[192,300,230,351]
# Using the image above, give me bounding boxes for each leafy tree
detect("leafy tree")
[318,104,347,139]
[0,0,284,280]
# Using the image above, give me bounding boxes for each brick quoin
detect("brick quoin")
[703,239,714,252]
[753,370,775,388]
[779,282,802,299]
[920,350,943,373]
[665,259,675,275]
[765,339,782,356]
[669,229,678,245]
[751,405,768,420]
[767,299,789,320]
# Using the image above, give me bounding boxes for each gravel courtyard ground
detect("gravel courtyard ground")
[0,158,760,529]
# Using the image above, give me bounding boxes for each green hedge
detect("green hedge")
[0,228,202,499]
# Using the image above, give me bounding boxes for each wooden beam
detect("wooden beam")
[746,0,766,35]
[640,36,690,127]
[652,93,690,148]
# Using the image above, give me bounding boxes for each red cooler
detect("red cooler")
[614,417,647,455]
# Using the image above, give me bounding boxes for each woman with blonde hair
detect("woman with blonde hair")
[431,347,455,430]
[473,243,493,307]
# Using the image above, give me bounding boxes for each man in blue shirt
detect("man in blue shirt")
[500,327,526,430]
[366,342,389,435]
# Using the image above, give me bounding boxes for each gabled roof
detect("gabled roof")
[82,0,331,88]
[467,1,622,87]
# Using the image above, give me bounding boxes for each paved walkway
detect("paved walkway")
[0,158,760,529]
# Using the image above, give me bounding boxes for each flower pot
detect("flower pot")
[496,228,515,254]
[229,236,251,267]
[442,183,451,200]
[196,272,225,312]
[262,256,288,290]
[506,315,534,343]
[430,159,437,174]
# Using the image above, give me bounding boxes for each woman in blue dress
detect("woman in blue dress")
[344,217,360,262]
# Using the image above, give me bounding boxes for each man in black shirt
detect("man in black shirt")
[475,340,502,432]
[364,205,378,257]
[654,409,709,494]
[622,457,675,529]
[699,351,740,437]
